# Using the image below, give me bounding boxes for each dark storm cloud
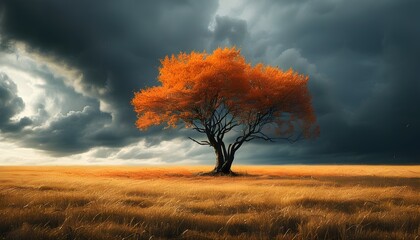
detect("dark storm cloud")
[232,0,420,163]
[24,106,112,155]
[0,0,218,154]
[0,72,32,132]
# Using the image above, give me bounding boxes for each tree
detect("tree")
[132,47,319,174]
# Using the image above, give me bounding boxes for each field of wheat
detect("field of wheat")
[0,165,419,240]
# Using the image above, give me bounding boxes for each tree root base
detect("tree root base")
[197,171,239,177]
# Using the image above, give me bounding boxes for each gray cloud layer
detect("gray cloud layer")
[0,73,32,132]
[0,0,419,164]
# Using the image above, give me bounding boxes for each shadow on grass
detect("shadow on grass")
[192,171,420,190]
[295,198,385,214]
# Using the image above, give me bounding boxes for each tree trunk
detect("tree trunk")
[211,142,234,174]
[213,144,225,173]
[220,154,234,174]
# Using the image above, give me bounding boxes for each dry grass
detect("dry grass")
[0,165,419,240]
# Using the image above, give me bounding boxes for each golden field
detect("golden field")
[0,165,419,240]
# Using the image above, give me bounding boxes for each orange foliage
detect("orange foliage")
[132,47,318,138]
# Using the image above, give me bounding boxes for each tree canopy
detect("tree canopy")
[132,47,318,174]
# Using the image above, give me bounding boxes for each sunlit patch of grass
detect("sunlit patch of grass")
[0,165,418,239]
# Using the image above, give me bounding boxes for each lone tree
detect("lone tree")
[132,47,319,174]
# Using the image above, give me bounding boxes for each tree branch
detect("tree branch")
[188,137,211,146]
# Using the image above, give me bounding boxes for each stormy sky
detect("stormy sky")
[0,0,419,165]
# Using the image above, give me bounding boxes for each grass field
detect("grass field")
[0,165,419,240]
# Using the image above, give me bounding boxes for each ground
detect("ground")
[0,165,419,239]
